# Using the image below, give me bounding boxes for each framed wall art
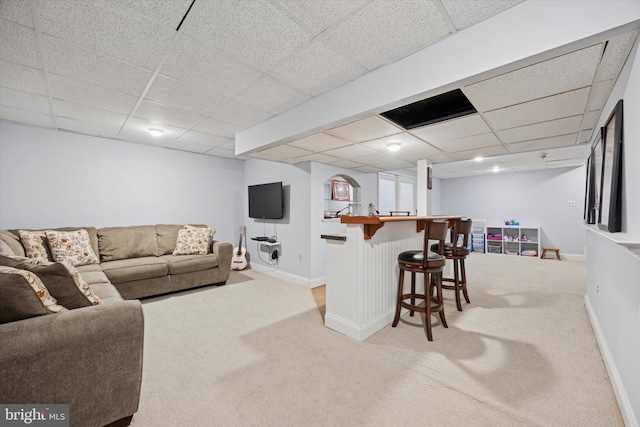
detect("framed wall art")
[332,179,351,201]
[598,99,623,232]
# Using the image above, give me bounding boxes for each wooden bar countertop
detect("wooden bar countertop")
[340,215,463,240]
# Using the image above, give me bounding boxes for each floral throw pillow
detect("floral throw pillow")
[18,230,50,261]
[173,225,213,255]
[46,229,99,267]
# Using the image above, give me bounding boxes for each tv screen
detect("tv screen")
[248,182,284,219]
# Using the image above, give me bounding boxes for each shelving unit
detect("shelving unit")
[486,225,540,257]
[470,219,485,253]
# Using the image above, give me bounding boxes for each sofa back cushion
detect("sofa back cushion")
[155,224,209,255]
[98,226,159,262]
[1,231,26,257]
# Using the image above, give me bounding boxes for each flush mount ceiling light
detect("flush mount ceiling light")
[148,128,164,137]
[474,156,483,162]
[492,166,500,173]
[386,142,402,152]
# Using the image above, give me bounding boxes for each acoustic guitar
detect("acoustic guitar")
[231,225,248,271]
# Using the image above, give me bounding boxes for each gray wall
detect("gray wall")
[439,166,586,255]
[0,122,245,244]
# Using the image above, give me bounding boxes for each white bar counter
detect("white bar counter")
[323,215,461,341]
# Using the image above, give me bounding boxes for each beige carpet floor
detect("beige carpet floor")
[130,254,622,426]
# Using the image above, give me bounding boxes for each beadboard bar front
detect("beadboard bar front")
[325,215,462,341]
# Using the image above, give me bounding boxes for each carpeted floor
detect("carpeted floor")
[130,254,622,426]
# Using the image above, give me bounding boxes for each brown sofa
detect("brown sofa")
[0,224,232,427]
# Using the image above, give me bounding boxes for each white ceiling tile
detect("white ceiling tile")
[505,134,578,153]
[587,79,612,112]
[0,105,54,128]
[484,87,591,130]
[268,40,367,96]
[285,153,340,164]
[108,0,194,30]
[44,36,152,97]
[0,0,34,28]
[166,140,213,154]
[234,75,311,115]
[497,115,583,144]
[206,98,274,128]
[441,0,523,30]
[0,87,50,114]
[322,144,378,159]
[54,99,127,128]
[463,44,601,112]
[134,100,204,129]
[182,0,310,73]
[597,30,639,81]
[49,74,137,115]
[430,132,501,152]
[119,117,186,147]
[353,152,397,166]
[35,0,175,70]
[160,35,262,99]
[324,0,451,70]
[287,132,352,152]
[0,59,47,95]
[352,165,383,173]
[449,144,509,161]
[276,0,368,34]
[220,140,236,151]
[374,159,415,170]
[328,159,364,169]
[173,130,231,148]
[0,20,40,68]
[410,114,491,143]
[393,143,443,161]
[250,145,313,161]
[360,133,427,152]
[56,116,121,139]
[325,116,402,142]
[193,117,245,138]
[145,75,230,115]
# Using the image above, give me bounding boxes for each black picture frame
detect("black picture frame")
[591,127,604,223]
[598,99,623,232]
[583,152,595,224]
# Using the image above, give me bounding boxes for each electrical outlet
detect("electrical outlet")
[271,250,279,260]
[567,200,575,206]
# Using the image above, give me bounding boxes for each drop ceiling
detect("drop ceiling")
[0,0,638,178]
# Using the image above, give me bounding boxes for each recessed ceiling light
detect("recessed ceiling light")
[148,128,164,137]
[474,156,483,162]
[386,142,401,152]
[492,166,500,173]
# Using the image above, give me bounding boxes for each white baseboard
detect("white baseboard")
[585,295,637,427]
[249,264,324,289]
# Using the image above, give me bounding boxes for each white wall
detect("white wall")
[584,35,640,427]
[439,166,586,255]
[0,122,245,244]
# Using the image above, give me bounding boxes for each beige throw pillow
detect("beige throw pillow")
[18,230,50,260]
[46,229,100,267]
[173,225,213,255]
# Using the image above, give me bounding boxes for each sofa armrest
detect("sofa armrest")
[0,301,144,427]
[212,240,233,283]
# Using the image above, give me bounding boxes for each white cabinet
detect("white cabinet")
[470,219,485,253]
[486,226,540,257]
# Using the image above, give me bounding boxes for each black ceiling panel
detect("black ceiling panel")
[381,89,477,130]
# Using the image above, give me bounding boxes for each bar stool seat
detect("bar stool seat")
[393,220,449,341]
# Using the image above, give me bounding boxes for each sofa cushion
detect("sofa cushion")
[101,257,168,284]
[46,229,100,267]
[17,230,50,260]
[0,231,24,256]
[160,253,219,275]
[0,266,67,324]
[0,255,102,308]
[173,225,214,255]
[98,225,159,262]
[156,224,209,255]
[89,282,124,304]
[0,238,14,255]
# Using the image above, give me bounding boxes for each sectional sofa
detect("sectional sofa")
[0,224,233,427]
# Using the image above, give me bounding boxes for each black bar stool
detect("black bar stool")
[392,220,449,341]
[433,218,472,311]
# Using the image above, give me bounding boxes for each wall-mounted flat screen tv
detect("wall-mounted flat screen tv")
[248,181,284,219]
